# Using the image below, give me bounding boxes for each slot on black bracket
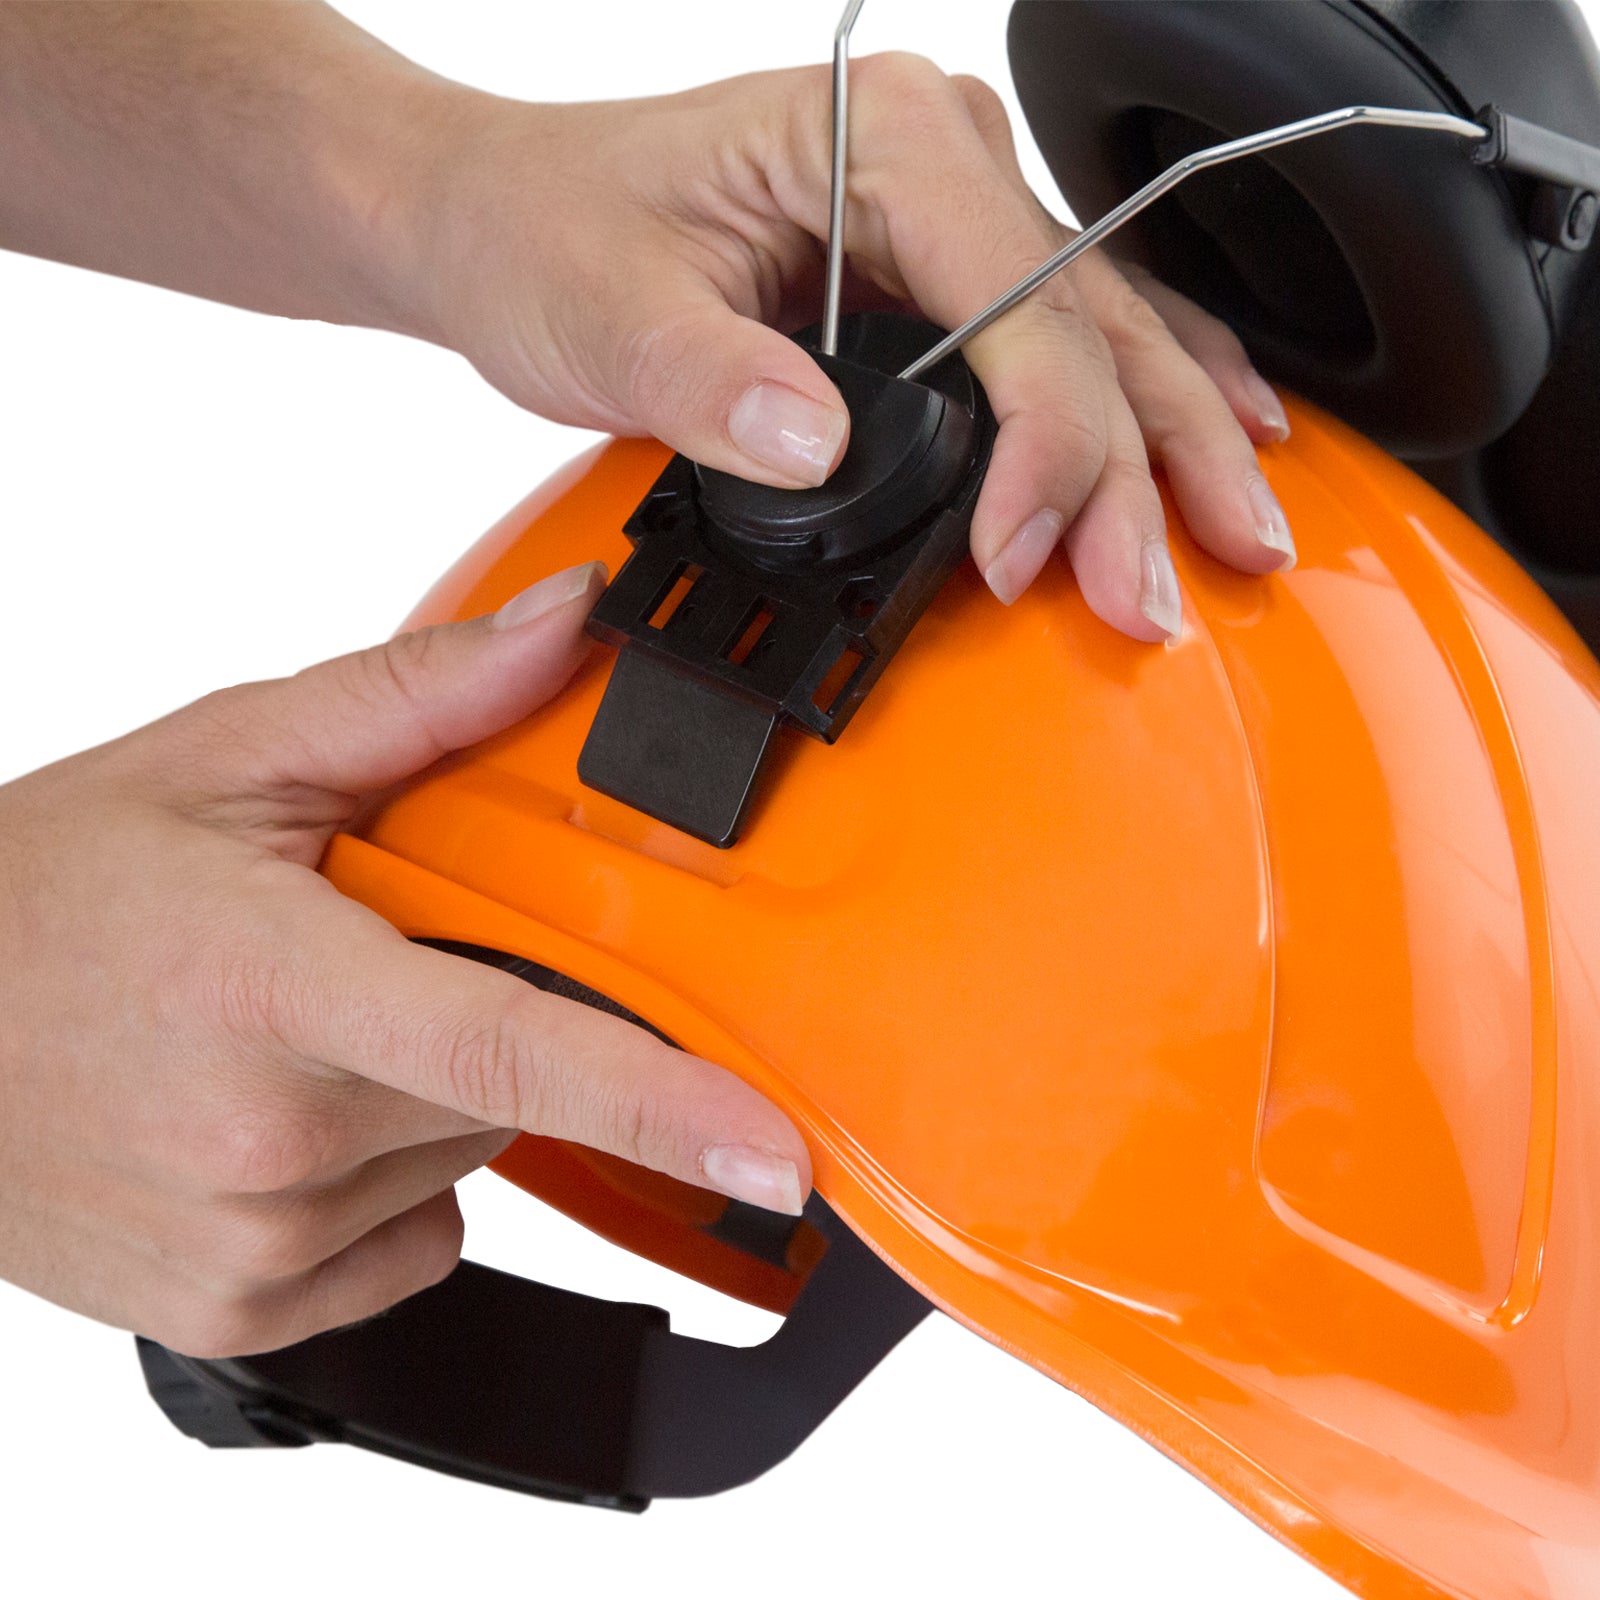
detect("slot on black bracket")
[724,601,777,668]
[648,563,703,631]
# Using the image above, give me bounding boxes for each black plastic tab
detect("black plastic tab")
[578,311,995,848]
[1473,103,1600,250]
[579,647,778,847]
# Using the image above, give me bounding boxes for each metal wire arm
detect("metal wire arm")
[898,104,1491,380]
[822,0,866,356]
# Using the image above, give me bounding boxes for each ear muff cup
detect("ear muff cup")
[1483,251,1600,574]
[1006,0,1555,457]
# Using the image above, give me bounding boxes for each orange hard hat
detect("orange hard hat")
[134,4,1600,1595]
[145,296,1600,1600]
[293,378,1598,1594]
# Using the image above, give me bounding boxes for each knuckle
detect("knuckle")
[434,1019,505,1121]
[1111,256,1164,299]
[1218,328,1254,371]
[1177,293,1251,361]
[218,1201,325,1285]
[426,993,663,1159]
[155,685,264,787]
[996,405,1109,515]
[304,1201,465,1337]
[1124,464,1168,516]
[616,310,697,425]
[1066,409,1113,471]
[1102,276,1178,351]
[1144,379,1236,460]
[311,1201,466,1333]
[854,51,956,137]
[170,913,337,1082]
[856,49,949,103]
[1104,407,1156,474]
[1107,463,1168,537]
[408,1204,466,1293]
[1028,278,1095,336]
[181,685,251,741]
[1021,397,1109,475]
[429,1002,545,1129]
[160,1291,273,1360]
[1138,270,1254,370]
[260,630,452,778]
[1206,326,1257,384]
[204,1100,339,1195]
[949,73,1008,136]
[595,1085,660,1167]
[205,946,294,1049]
[1045,418,1114,512]
[367,629,445,732]
[999,269,1103,357]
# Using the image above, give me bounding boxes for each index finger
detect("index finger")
[270,889,813,1216]
[812,53,1129,598]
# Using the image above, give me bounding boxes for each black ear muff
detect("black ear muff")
[1007,0,1600,458]
[1484,252,1600,577]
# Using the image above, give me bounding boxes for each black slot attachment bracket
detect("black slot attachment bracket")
[578,311,996,847]
[1472,103,1600,251]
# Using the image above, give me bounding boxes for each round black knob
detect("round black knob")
[695,353,978,570]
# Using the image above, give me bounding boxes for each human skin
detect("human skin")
[0,565,817,1356]
[0,2,1296,1355]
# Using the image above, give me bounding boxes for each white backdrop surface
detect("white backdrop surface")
[6,3,1592,1597]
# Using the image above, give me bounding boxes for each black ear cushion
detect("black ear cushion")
[1482,252,1600,575]
[1006,0,1554,457]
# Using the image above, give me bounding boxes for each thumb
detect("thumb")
[186,560,608,800]
[622,283,851,488]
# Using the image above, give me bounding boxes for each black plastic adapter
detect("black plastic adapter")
[578,311,996,848]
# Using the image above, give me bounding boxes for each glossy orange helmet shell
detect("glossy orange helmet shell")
[317,391,1600,1598]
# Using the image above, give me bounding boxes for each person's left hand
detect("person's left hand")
[0,564,813,1356]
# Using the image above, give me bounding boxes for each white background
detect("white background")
[8,3,1592,1596]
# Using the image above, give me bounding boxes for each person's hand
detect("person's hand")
[0,8,1292,639]
[393,54,1297,640]
[0,563,810,1357]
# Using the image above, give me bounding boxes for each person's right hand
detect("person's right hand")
[0,6,1294,641]
[395,53,1298,642]
[0,562,810,1358]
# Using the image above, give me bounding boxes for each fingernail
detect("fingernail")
[1246,475,1297,571]
[1245,371,1291,441]
[702,1143,804,1216]
[984,508,1064,605]
[728,383,847,487]
[1139,541,1184,638]
[492,561,608,630]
